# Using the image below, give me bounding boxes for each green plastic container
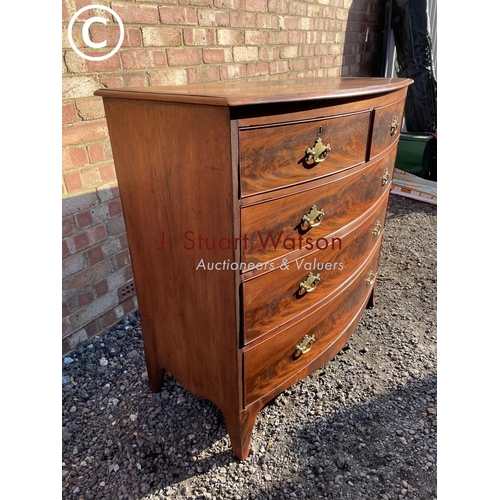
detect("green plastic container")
[395,133,437,181]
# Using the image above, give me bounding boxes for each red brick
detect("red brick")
[268,0,289,14]
[167,48,202,66]
[314,18,326,31]
[247,62,269,77]
[102,308,118,328]
[121,296,137,315]
[306,58,321,69]
[62,0,69,21]
[63,103,77,124]
[111,3,159,24]
[245,0,267,12]
[119,234,129,249]
[114,249,131,269]
[300,45,315,57]
[289,2,307,16]
[66,225,108,254]
[178,0,212,6]
[270,61,289,74]
[230,12,257,28]
[64,172,83,193]
[84,54,121,73]
[159,6,197,25]
[108,199,123,217]
[315,44,329,56]
[63,217,75,238]
[63,119,108,147]
[75,210,93,229]
[269,31,288,44]
[99,162,116,182]
[283,16,298,29]
[95,279,109,297]
[202,48,229,64]
[321,56,335,67]
[121,49,167,70]
[259,47,279,60]
[183,28,216,46]
[87,245,104,265]
[62,147,88,170]
[124,264,134,281]
[256,13,279,29]
[72,232,91,253]
[78,289,94,308]
[73,1,103,19]
[62,301,70,318]
[63,239,71,258]
[289,59,306,71]
[87,143,105,163]
[89,26,142,49]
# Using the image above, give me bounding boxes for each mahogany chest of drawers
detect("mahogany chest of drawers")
[96,77,412,460]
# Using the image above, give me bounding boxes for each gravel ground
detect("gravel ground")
[62,193,437,500]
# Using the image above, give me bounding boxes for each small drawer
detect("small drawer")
[370,98,406,158]
[242,194,388,344]
[239,111,371,197]
[240,146,396,266]
[243,245,380,407]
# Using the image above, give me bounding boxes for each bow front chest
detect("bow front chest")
[96,77,412,460]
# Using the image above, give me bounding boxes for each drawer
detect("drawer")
[241,145,396,266]
[370,98,406,158]
[243,244,380,407]
[242,193,388,344]
[239,111,371,196]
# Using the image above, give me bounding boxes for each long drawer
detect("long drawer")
[242,191,388,344]
[240,145,396,266]
[243,243,380,407]
[239,111,371,196]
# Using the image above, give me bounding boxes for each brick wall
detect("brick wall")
[62,0,385,355]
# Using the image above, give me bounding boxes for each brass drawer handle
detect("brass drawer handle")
[365,271,375,286]
[390,116,399,136]
[295,335,316,356]
[372,220,382,236]
[299,272,321,295]
[306,137,331,164]
[301,204,325,230]
[381,168,390,186]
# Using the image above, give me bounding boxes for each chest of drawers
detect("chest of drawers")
[96,77,412,460]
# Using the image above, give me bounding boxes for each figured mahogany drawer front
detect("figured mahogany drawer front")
[242,192,389,345]
[241,146,396,266]
[243,243,380,407]
[239,111,371,197]
[370,98,406,158]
